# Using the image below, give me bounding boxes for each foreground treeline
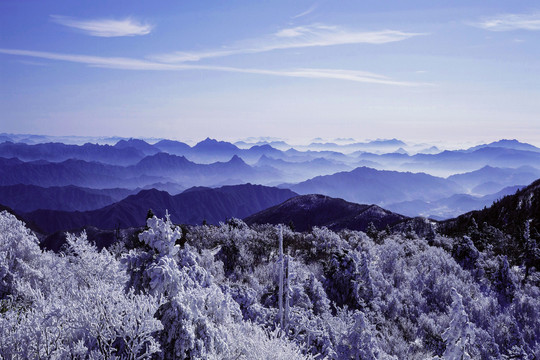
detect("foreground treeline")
[1,211,539,359]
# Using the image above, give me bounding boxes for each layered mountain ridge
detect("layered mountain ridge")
[1,136,538,221]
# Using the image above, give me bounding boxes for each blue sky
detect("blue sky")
[1,0,539,145]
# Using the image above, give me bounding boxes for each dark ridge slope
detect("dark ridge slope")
[440,178,540,266]
[245,194,408,232]
[441,178,540,237]
[23,184,298,234]
[0,184,134,212]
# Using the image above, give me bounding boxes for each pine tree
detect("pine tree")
[495,255,516,305]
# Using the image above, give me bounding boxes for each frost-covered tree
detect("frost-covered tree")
[337,311,380,360]
[494,255,517,305]
[2,209,540,359]
[442,288,475,360]
[0,212,162,359]
[0,211,42,298]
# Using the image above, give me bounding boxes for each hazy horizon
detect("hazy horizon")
[4,131,540,150]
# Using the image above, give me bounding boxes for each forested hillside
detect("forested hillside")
[441,179,540,270]
[1,206,538,359]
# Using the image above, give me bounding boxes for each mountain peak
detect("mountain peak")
[135,152,194,170]
[468,139,539,152]
[249,144,275,151]
[193,138,238,151]
[228,154,246,164]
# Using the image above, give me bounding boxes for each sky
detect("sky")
[1,0,539,145]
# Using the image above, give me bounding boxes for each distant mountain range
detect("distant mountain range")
[284,166,464,206]
[154,138,286,163]
[403,147,540,173]
[2,137,538,176]
[1,136,538,221]
[244,194,407,232]
[0,141,145,166]
[0,154,279,189]
[0,157,166,188]
[256,155,351,183]
[114,138,161,156]
[300,138,407,153]
[21,184,297,234]
[466,139,540,153]
[386,185,523,220]
[447,165,540,195]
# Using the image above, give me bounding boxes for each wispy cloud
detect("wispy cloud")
[0,48,429,86]
[151,24,424,63]
[292,4,318,19]
[473,13,540,31]
[50,15,153,37]
[0,48,171,70]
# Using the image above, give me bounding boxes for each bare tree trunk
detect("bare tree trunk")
[284,251,290,332]
[278,225,284,331]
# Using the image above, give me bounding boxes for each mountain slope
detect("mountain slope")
[0,184,134,212]
[442,178,540,237]
[23,184,298,233]
[447,165,540,194]
[153,139,191,155]
[410,147,540,172]
[386,185,523,220]
[0,157,166,188]
[245,194,407,232]
[440,178,540,266]
[286,166,463,206]
[256,155,351,182]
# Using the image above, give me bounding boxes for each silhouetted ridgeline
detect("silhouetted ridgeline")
[23,184,297,234]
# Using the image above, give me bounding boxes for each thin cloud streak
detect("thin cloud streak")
[292,4,318,19]
[50,15,153,37]
[0,48,430,86]
[0,49,174,70]
[474,13,540,31]
[152,24,424,63]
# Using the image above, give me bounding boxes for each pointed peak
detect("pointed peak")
[193,138,238,150]
[229,154,245,163]
[193,137,216,146]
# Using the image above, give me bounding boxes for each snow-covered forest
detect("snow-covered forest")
[1,210,538,359]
